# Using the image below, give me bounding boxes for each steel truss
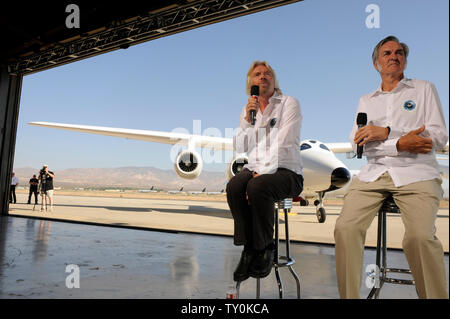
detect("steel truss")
[8,0,300,75]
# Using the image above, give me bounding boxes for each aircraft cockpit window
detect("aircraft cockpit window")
[300,143,312,151]
[319,144,330,151]
[309,140,317,143]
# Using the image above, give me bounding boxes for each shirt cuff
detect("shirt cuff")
[384,137,399,156]
[388,127,403,139]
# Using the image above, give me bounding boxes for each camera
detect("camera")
[40,166,48,184]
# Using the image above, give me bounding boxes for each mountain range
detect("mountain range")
[13,166,227,191]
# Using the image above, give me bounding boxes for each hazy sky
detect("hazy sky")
[14,0,449,174]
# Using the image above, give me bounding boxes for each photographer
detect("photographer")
[38,165,55,212]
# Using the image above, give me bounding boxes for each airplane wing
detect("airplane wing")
[439,164,449,179]
[28,122,233,151]
[438,142,449,155]
[324,142,353,154]
[28,122,449,155]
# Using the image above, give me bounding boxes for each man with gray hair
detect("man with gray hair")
[334,36,448,298]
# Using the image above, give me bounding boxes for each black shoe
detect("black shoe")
[248,247,275,279]
[233,250,255,282]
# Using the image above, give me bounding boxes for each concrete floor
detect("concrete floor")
[1,215,448,299]
[8,193,449,252]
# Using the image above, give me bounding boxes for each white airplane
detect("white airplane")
[28,122,449,222]
[324,170,359,199]
[29,121,353,223]
[207,189,225,195]
[167,187,184,194]
[442,179,449,201]
[438,163,449,180]
[188,187,206,195]
[139,186,158,193]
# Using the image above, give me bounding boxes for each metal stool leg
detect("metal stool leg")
[284,208,301,299]
[236,281,241,299]
[256,278,261,299]
[274,205,283,298]
[367,197,415,299]
[368,210,384,299]
[375,210,387,298]
[373,210,386,298]
[248,199,301,299]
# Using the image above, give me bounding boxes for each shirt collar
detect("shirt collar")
[269,91,283,102]
[370,77,414,97]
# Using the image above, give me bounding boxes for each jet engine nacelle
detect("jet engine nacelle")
[174,149,203,179]
[226,155,248,180]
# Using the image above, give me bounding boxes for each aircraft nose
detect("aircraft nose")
[331,167,351,188]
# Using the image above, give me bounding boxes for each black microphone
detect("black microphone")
[250,85,259,125]
[356,112,367,159]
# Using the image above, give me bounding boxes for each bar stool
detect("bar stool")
[236,198,301,299]
[367,195,415,299]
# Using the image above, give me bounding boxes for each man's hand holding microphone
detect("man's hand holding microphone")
[245,85,259,125]
[354,112,433,157]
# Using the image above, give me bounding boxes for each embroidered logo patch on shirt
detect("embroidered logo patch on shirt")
[269,118,277,127]
[403,100,416,111]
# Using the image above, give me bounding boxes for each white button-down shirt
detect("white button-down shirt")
[350,78,448,187]
[233,92,303,176]
[11,176,19,186]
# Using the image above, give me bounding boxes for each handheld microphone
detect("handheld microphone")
[250,85,259,125]
[356,112,367,159]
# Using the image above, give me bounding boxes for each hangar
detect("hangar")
[0,0,301,215]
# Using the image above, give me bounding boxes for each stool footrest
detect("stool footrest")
[384,267,412,274]
[383,277,415,285]
[275,256,296,267]
[275,199,292,209]
[382,268,414,285]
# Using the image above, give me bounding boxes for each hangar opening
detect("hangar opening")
[1,0,302,217]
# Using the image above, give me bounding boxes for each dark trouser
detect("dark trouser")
[28,188,38,204]
[226,168,303,251]
[10,185,16,203]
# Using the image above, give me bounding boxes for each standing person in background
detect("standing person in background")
[10,172,19,204]
[28,174,39,205]
[39,165,55,212]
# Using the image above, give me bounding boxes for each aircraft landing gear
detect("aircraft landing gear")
[314,192,326,223]
[299,198,309,206]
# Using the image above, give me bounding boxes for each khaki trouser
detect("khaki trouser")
[334,172,448,299]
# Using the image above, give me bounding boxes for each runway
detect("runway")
[3,193,449,299]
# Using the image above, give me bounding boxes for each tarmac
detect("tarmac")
[2,192,449,299]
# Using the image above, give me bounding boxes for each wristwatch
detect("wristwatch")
[386,126,391,137]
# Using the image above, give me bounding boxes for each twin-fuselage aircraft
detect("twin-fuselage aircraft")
[29,121,449,222]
